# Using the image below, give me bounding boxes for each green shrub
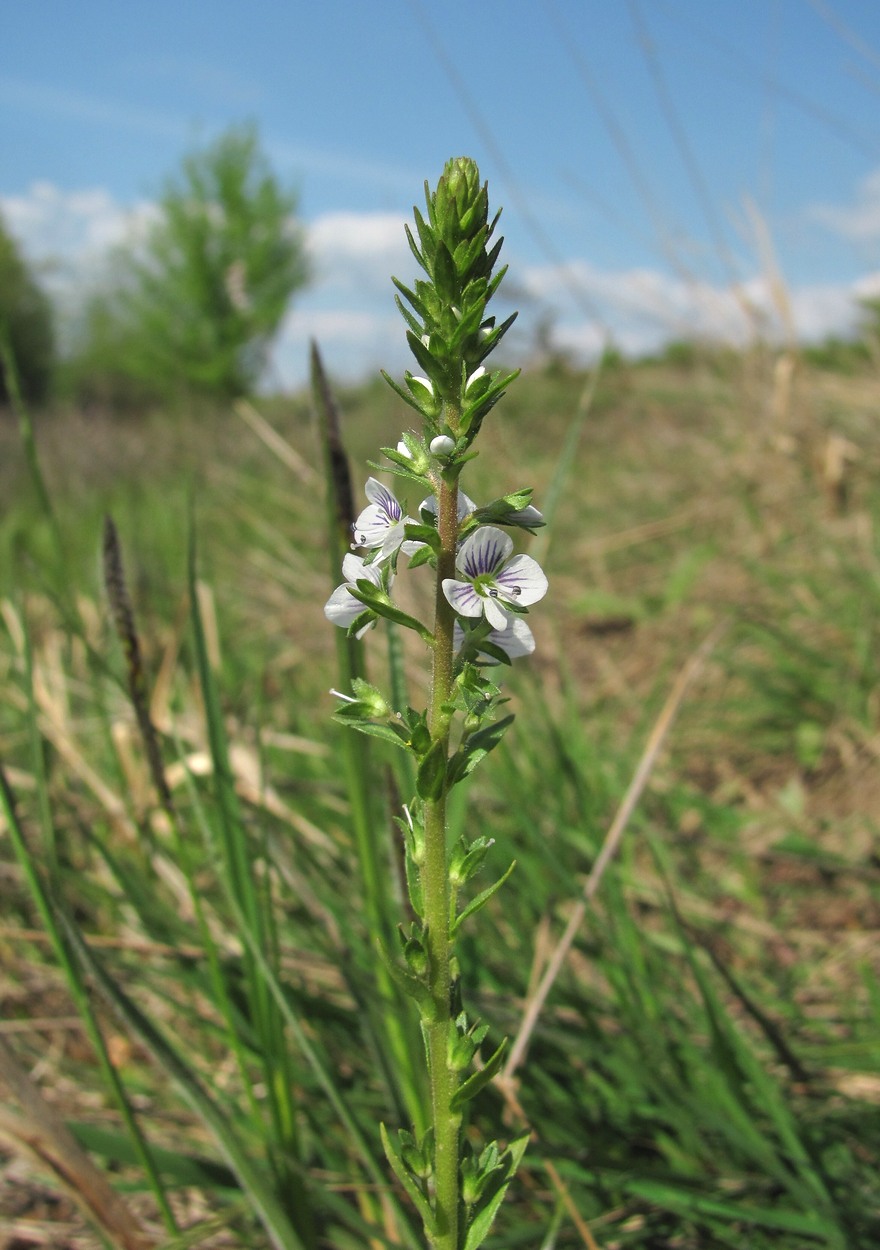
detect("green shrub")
[0,212,55,404]
[64,124,309,407]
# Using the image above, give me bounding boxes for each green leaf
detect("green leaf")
[460,369,519,437]
[416,739,447,801]
[407,544,435,571]
[403,522,441,552]
[626,1179,842,1238]
[451,1038,507,1112]
[332,716,411,749]
[453,861,516,935]
[447,715,514,787]
[390,277,428,320]
[380,1124,437,1235]
[406,329,441,379]
[377,939,433,1012]
[348,581,433,642]
[381,367,430,417]
[462,1135,529,1250]
[69,1123,237,1191]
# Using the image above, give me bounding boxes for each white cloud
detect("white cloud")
[1,181,156,271]
[810,168,880,242]
[519,260,868,360]
[306,210,410,292]
[1,180,876,389]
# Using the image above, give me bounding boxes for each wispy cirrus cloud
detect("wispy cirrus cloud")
[0,72,423,204]
[0,74,187,141]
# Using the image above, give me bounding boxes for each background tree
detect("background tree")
[66,125,309,406]
[0,213,55,405]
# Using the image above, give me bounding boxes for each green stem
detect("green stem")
[422,469,461,1250]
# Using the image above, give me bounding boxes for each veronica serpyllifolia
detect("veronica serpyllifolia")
[324,157,543,1250]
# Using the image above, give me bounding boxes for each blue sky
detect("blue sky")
[3,0,880,387]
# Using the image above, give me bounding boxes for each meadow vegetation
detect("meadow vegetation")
[1,330,878,1248]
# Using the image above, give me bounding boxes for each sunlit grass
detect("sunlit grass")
[1,350,878,1247]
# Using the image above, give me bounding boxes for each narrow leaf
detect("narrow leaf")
[463,1135,529,1250]
[452,861,516,936]
[450,1039,508,1112]
[380,1123,437,1235]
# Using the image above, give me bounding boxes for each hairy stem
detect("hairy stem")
[422,467,461,1249]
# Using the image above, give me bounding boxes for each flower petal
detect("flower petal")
[454,617,535,663]
[457,526,513,579]
[495,554,548,606]
[496,616,535,658]
[379,520,409,559]
[324,584,363,628]
[484,594,510,631]
[341,552,368,583]
[352,503,392,548]
[419,491,477,523]
[442,578,484,617]
[507,504,544,527]
[364,477,401,513]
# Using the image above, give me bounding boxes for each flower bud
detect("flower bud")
[429,435,455,457]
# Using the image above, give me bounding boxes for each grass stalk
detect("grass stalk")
[504,619,726,1080]
[0,763,179,1235]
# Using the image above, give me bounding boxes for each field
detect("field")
[1,350,879,1248]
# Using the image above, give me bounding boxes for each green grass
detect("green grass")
[1,352,878,1247]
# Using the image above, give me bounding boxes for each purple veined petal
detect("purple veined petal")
[483,593,510,631]
[352,503,392,548]
[364,477,403,519]
[453,616,535,663]
[442,578,484,617]
[495,554,548,605]
[457,526,513,579]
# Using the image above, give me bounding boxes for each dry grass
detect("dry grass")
[1,351,879,1247]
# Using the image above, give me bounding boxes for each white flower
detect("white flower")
[442,526,548,631]
[506,503,544,527]
[454,616,535,663]
[419,490,476,525]
[324,553,389,639]
[352,478,410,561]
[465,366,486,392]
[429,434,456,456]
